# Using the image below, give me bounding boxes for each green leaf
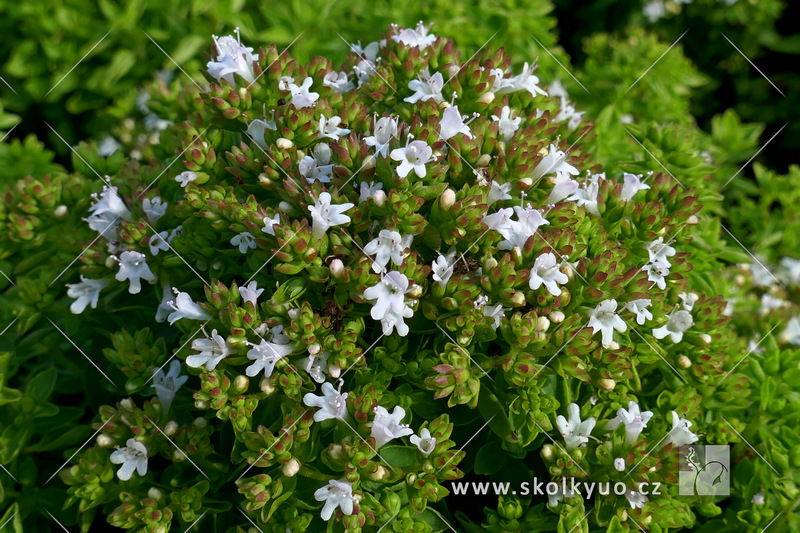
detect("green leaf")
[380,445,417,469]
[474,440,506,475]
[0,421,33,463]
[26,366,58,403]
[0,503,22,533]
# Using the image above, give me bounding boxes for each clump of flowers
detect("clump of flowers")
[55,21,758,533]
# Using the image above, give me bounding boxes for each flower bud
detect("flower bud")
[598,378,616,391]
[97,434,115,448]
[258,173,271,185]
[440,188,456,210]
[330,258,345,278]
[687,215,699,225]
[282,458,301,477]
[483,257,498,271]
[609,341,620,350]
[164,421,179,437]
[541,444,555,461]
[677,355,692,369]
[476,154,492,167]
[173,449,187,462]
[511,246,523,263]
[328,443,345,461]
[233,375,250,393]
[518,177,533,189]
[536,316,550,331]
[549,310,565,323]
[119,398,133,410]
[328,364,341,378]
[194,399,208,409]
[276,138,294,150]
[278,201,296,214]
[408,284,423,298]
[362,155,377,170]
[477,91,495,105]
[560,263,575,280]
[288,307,301,320]
[372,190,386,207]
[309,343,322,355]
[148,487,165,501]
[371,465,389,481]
[699,333,712,345]
[193,417,208,428]
[313,143,331,162]
[260,375,276,394]
[510,291,525,306]
[54,205,69,219]
[105,256,118,269]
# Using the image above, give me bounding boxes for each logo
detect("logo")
[678,445,730,496]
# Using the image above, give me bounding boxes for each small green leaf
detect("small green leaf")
[26,366,58,403]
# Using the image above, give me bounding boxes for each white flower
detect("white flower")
[364,230,413,273]
[554,98,585,131]
[643,0,666,22]
[749,260,776,288]
[546,175,580,205]
[246,117,276,150]
[175,171,199,188]
[556,403,596,450]
[529,252,569,296]
[665,411,699,448]
[364,115,398,158]
[314,479,357,521]
[299,144,335,184]
[148,230,170,256]
[624,299,653,325]
[679,292,699,312]
[308,192,354,239]
[207,29,256,86]
[438,106,475,141]
[482,207,515,240]
[318,114,351,141]
[392,21,437,50]
[152,360,188,412]
[303,381,349,422]
[614,457,626,472]
[498,205,551,251]
[567,178,600,216]
[66,276,109,314]
[142,196,167,223]
[626,490,648,510]
[379,305,415,337]
[530,144,579,183]
[109,438,148,481]
[620,173,650,201]
[353,59,376,87]
[155,283,174,323]
[752,492,765,505]
[652,309,694,343]
[780,317,800,345]
[351,40,383,61]
[301,349,331,383]
[646,237,676,267]
[239,281,264,306]
[98,136,121,157]
[432,250,457,287]
[760,293,786,314]
[487,181,512,204]
[606,401,653,445]
[86,185,132,239]
[166,289,212,324]
[404,69,445,105]
[390,137,434,178]
[323,71,354,93]
[187,329,229,370]
[547,483,577,507]
[491,106,521,143]
[284,77,319,108]
[231,231,257,253]
[495,62,547,97]
[115,251,155,294]
[780,257,800,285]
[642,261,670,290]
[357,181,384,203]
[410,428,437,455]
[364,271,411,323]
[245,338,293,378]
[483,303,508,331]
[371,405,414,448]
[588,299,627,348]
[261,213,281,236]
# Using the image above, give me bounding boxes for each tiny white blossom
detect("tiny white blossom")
[554,97,585,131]
[247,117,276,150]
[404,69,444,105]
[371,405,413,448]
[283,77,319,108]
[155,283,174,323]
[606,401,653,445]
[548,484,577,507]
[665,411,699,447]
[482,207,515,240]
[231,231,257,253]
[567,177,601,216]
[546,174,580,205]
[390,137,435,178]
[110,438,148,481]
[491,106,521,143]
[760,293,786,314]
[261,213,281,236]
[614,457,626,471]
[301,349,331,383]
[624,299,653,325]
[679,292,699,312]
[98,136,121,157]
[318,114,351,141]
[148,231,170,256]
[646,237,676,267]
[556,403,596,450]
[530,144,579,183]
[357,181,384,203]
[207,29,256,86]
[529,252,569,296]
[353,59,376,87]
[187,329,229,370]
[752,492,765,505]
[152,360,188,412]
[487,181,512,204]
[308,192,354,239]
[392,21,437,50]
[432,250,458,287]
[239,280,264,306]
[115,251,156,294]
[314,479,358,521]
[620,173,650,201]
[588,299,627,348]
[167,289,212,324]
[495,62,547,97]
[780,316,800,345]
[438,106,475,141]
[245,338,293,378]
[363,229,413,273]
[175,171,199,188]
[303,381,349,422]
[642,261,670,290]
[86,185,132,239]
[323,71,355,93]
[643,0,666,22]
[779,257,800,285]
[652,309,694,343]
[498,205,550,251]
[299,144,335,184]
[483,303,508,331]
[626,490,648,510]
[66,276,109,314]
[410,428,437,455]
[142,196,167,223]
[364,115,398,158]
